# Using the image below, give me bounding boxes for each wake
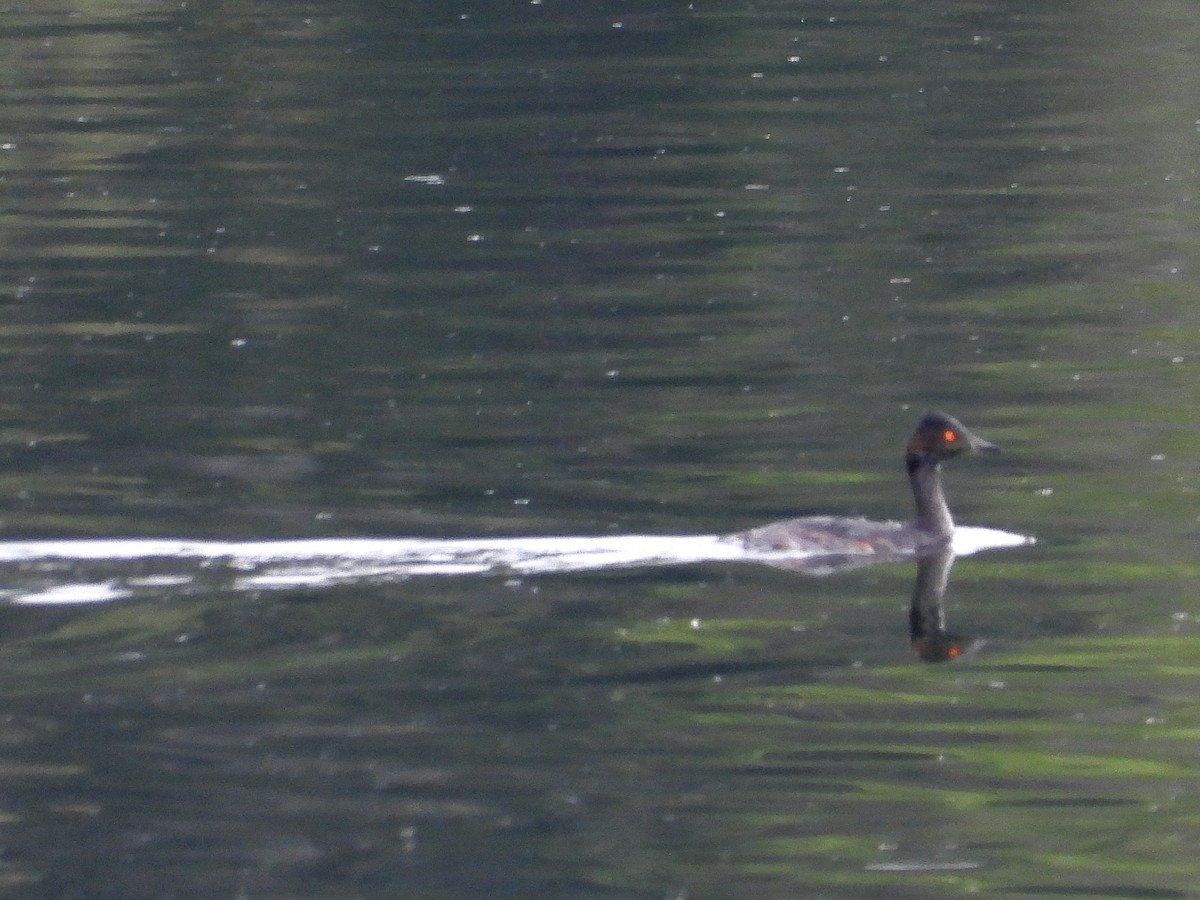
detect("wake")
[0,526,1033,605]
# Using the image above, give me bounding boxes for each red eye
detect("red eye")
[943,429,958,443]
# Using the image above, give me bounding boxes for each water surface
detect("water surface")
[2,1,1200,897]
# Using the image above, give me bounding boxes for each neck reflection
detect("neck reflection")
[908,545,978,663]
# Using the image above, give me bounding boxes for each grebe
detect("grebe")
[728,411,999,561]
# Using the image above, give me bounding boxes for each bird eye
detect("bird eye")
[942,429,958,443]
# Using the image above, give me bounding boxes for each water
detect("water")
[1,0,1200,896]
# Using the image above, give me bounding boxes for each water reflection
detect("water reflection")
[908,546,977,664]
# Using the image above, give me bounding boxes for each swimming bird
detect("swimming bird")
[727,411,999,562]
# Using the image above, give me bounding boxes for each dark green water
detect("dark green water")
[2,1,1200,896]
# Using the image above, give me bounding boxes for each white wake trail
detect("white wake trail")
[0,526,1033,605]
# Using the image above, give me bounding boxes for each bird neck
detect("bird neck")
[908,457,954,537]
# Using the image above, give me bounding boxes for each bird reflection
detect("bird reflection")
[908,545,977,663]
[740,539,984,662]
